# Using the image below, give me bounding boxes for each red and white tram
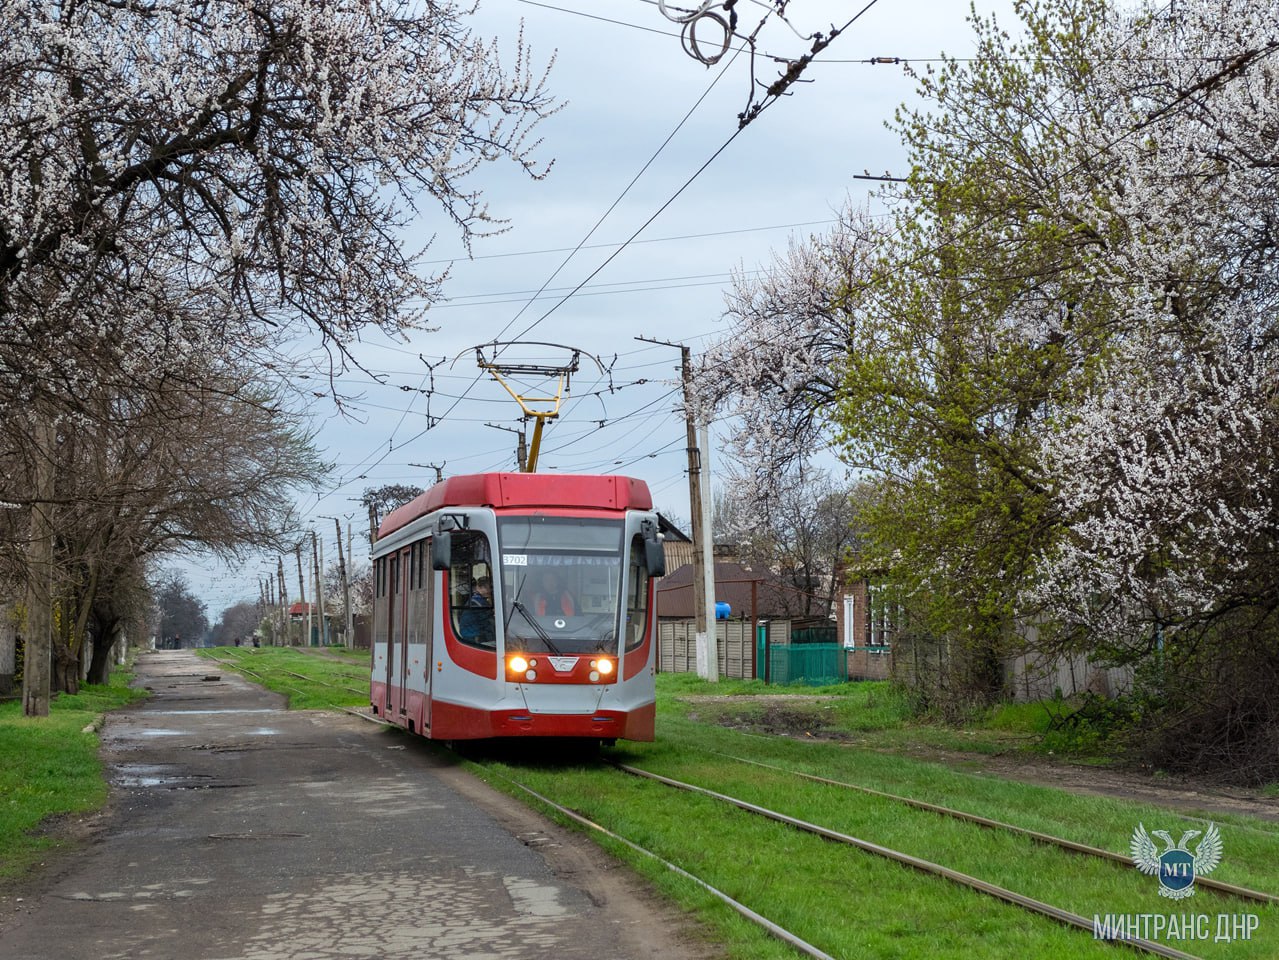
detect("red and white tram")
[369,472,666,743]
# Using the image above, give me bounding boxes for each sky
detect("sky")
[184,0,1019,618]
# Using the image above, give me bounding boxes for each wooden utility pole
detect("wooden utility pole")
[635,336,716,681]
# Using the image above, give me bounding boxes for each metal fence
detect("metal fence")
[756,637,846,686]
[658,620,848,685]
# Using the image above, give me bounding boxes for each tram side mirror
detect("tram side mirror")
[644,536,666,578]
[431,531,452,571]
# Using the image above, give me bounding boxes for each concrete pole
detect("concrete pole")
[662,344,710,679]
[335,518,353,649]
[698,419,718,683]
[295,545,307,646]
[277,558,289,647]
[347,522,356,643]
[276,567,288,646]
[313,530,327,645]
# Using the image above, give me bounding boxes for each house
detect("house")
[656,560,841,680]
[833,575,893,681]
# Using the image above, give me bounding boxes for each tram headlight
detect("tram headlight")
[508,655,529,674]
[597,658,614,676]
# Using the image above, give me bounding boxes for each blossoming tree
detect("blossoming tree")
[698,0,1279,773]
[1,0,558,714]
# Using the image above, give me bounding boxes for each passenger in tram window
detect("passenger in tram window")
[459,576,495,644]
[531,569,576,617]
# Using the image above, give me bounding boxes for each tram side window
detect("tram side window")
[449,532,495,647]
[625,535,649,652]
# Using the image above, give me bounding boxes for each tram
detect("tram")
[369,471,666,743]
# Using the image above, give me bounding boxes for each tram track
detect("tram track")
[205,651,366,688]
[702,751,1279,908]
[483,757,1205,960]
[496,774,838,960]
[606,761,1203,960]
[202,654,367,699]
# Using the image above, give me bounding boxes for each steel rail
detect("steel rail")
[613,763,1203,960]
[714,751,1279,907]
[493,774,838,960]
[280,668,367,695]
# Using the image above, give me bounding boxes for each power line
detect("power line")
[489,32,743,346]
[420,219,838,265]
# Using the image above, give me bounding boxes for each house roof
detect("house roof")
[655,560,818,619]
[657,513,691,542]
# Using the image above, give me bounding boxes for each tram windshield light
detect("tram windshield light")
[508,655,529,674]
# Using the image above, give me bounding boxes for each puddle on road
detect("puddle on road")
[146,709,280,716]
[111,764,215,789]
[245,728,280,736]
[125,729,188,738]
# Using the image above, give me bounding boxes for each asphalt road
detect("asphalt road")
[1,651,712,960]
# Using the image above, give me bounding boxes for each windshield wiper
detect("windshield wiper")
[508,599,561,655]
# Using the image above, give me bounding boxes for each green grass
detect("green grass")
[195,645,369,710]
[454,680,1279,959]
[663,675,1123,761]
[203,656,1279,957]
[0,670,147,885]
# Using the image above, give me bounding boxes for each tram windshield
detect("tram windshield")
[497,517,623,655]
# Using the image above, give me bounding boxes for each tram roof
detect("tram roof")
[377,472,653,540]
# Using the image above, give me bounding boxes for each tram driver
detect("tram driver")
[459,576,496,644]
[531,568,577,617]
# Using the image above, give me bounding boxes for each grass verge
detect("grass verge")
[194,646,369,710]
[0,670,146,885]
[201,656,1279,957]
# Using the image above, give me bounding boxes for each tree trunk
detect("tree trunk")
[86,616,120,685]
[23,418,56,717]
[0,603,15,697]
[52,639,80,696]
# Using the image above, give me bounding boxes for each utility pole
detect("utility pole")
[409,462,446,484]
[635,336,717,681]
[313,529,327,646]
[276,558,289,647]
[333,517,353,649]
[698,419,719,681]
[265,576,275,645]
[295,544,307,646]
[484,423,528,472]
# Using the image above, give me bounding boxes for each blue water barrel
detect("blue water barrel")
[715,601,731,620]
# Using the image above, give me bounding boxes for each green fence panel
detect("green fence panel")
[755,636,846,686]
